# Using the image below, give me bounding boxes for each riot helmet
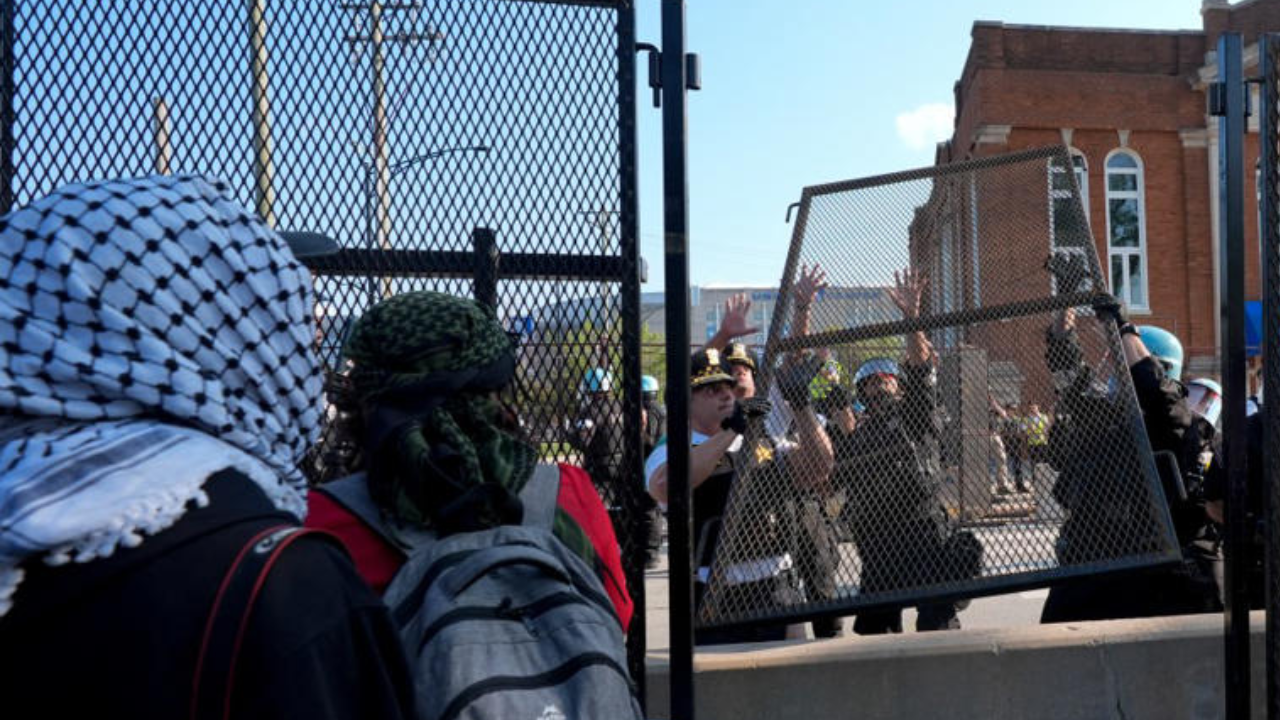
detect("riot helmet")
[853,357,901,391]
[641,374,660,402]
[1187,377,1222,426]
[1136,325,1184,380]
[582,367,614,395]
[854,356,902,411]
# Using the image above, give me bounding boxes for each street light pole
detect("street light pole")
[356,143,491,307]
[579,207,619,321]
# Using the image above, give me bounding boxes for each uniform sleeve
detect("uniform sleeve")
[644,440,669,491]
[1130,356,1192,455]
[901,361,940,442]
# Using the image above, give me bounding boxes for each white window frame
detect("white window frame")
[1048,150,1091,296]
[1103,148,1149,312]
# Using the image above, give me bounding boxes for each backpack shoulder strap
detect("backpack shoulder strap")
[314,473,437,552]
[519,464,561,530]
[190,524,339,720]
[313,473,384,536]
[318,465,559,553]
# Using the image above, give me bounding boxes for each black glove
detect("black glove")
[776,355,822,409]
[1091,293,1127,327]
[1046,253,1089,295]
[721,397,772,435]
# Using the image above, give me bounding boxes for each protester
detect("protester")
[0,176,415,719]
[988,396,1019,495]
[305,291,633,631]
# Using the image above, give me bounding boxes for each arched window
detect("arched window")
[1048,149,1090,294]
[1104,150,1148,310]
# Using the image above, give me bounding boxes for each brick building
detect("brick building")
[939,0,1280,377]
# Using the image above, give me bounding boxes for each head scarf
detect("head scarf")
[343,291,535,531]
[0,175,322,615]
[342,292,596,565]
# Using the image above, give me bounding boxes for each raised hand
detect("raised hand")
[718,292,760,340]
[888,267,928,320]
[794,262,828,309]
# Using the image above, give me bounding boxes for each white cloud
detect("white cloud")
[895,103,955,151]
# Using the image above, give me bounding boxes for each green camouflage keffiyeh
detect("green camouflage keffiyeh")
[343,292,595,562]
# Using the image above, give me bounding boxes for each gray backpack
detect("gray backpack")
[319,466,643,720]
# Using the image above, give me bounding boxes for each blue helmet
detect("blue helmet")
[582,368,614,394]
[1137,325,1183,380]
[853,357,901,391]
[641,375,660,394]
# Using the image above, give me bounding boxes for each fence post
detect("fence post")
[615,0,648,705]
[1213,31,1252,720]
[1,0,14,213]
[1258,32,1280,720]
[661,0,695,717]
[471,227,499,312]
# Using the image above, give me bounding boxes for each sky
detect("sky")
[632,0,1207,291]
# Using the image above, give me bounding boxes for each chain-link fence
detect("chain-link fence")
[1258,33,1280,720]
[697,146,1181,630]
[3,0,650,683]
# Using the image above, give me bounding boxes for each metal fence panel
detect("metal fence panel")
[1258,33,1280,720]
[699,146,1181,629]
[6,0,649,686]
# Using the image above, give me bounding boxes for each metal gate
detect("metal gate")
[1,0,649,690]
[1254,32,1280,720]
[700,146,1182,631]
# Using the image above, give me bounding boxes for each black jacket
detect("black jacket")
[0,469,416,720]
[1040,327,1223,622]
[834,362,945,531]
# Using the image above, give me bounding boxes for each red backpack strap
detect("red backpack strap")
[190,524,336,720]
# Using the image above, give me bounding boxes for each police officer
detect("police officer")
[645,348,798,644]
[1186,377,1222,427]
[838,268,970,634]
[720,340,844,637]
[572,368,625,507]
[641,374,667,458]
[640,374,667,567]
[694,264,837,638]
[1038,288,1223,622]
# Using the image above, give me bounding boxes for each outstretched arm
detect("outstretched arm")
[888,267,932,366]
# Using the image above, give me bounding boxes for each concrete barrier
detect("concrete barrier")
[645,612,1268,719]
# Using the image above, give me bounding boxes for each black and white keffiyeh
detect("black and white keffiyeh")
[0,175,323,615]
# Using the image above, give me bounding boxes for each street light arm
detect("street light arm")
[389,144,490,177]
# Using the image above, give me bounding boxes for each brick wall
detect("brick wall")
[945,4,1280,377]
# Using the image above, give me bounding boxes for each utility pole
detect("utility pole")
[341,1,443,304]
[248,0,276,226]
[581,207,619,323]
[152,97,171,175]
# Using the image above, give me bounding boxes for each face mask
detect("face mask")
[1186,385,1222,426]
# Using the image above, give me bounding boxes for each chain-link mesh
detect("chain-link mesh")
[6,0,649,677]
[698,146,1181,629]
[1260,34,1280,718]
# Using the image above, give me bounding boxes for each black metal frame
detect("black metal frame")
[704,145,1180,633]
[1257,32,1280,720]
[660,1,696,719]
[1,0,650,706]
[1213,33,1253,720]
